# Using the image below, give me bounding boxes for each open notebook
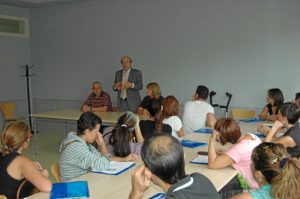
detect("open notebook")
[50,181,89,199]
[91,161,135,175]
[190,155,208,165]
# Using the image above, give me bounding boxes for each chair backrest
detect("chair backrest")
[232,109,256,120]
[51,163,61,182]
[0,102,16,120]
[0,195,7,199]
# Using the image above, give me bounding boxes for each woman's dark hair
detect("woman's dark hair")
[214,118,241,145]
[268,88,284,107]
[141,134,186,184]
[109,112,137,157]
[279,102,300,124]
[146,100,164,133]
[295,92,300,101]
[77,112,102,135]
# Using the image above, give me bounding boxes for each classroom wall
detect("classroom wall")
[0,4,31,128]
[29,0,300,115]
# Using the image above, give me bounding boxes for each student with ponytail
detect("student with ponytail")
[0,122,52,199]
[104,111,144,157]
[233,142,300,199]
[60,112,135,182]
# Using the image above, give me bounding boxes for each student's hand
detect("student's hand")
[125,154,138,162]
[82,105,90,112]
[129,164,151,199]
[40,168,49,177]
[33,161,43,170]
[210,130,219,143]
[273,120,284,131]
[135,115,140,129]
[257,124,270,135]
[96,132,105,146]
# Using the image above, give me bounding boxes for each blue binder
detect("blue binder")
[194,128,213,134]
[181,140,207,148]
[50,181,90,199]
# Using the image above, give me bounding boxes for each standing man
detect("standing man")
[81,81,113,112]
[113,56,143,112]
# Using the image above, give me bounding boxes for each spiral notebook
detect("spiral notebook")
[91,161,135,175]
[50,181,89,199]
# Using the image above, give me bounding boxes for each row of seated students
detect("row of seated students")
[1,89,300,198]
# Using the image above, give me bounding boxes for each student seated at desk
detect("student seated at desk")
[208,118,261,197]
[139,101,172,139]
[103,111,144,156]
[264,102,300,158]
[129,134,221,199]
[81,81,113,112]
[60,112,135,182]
[233,142,300,199]
[0,122,52,199]
[137,82,164,116]
[259,88,284,122]
[161,96,185,139]
[182,85,216,133]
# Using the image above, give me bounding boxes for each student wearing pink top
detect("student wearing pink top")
[208,118,261,198]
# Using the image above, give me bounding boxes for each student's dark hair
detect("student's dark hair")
[141,134,186,184]
[268,88,284,107]
[77,112,102,135]
[295,92,300,101]
[214,118,241,145]
[109,112,137,157]
[195,85,209,100]
[279,102,300,124]
[146,101,163,133]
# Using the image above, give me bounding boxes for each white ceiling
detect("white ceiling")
[0,0,88,8]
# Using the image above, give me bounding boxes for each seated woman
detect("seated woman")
[139,101,172,139]
[293,92,300,107]
[103,111,144,157]
[0,122,52,199]
[161,96,185,139]
[259,88,284,121]
[60,112,136,182]
[264,102,300,158]
[208,118,261,192]
[233,142,300,199]
[137,82,164,116]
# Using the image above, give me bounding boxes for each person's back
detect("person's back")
[0,152,34,199]
[183,100,214,133]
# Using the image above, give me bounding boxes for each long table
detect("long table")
[30,109,131,154]
[28,132,237,199]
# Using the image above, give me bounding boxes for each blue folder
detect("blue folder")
[50,181,89,199]
[181,140,207,148]
[194,128,213,134]
[149,193,166,199]
[239,118,263,122]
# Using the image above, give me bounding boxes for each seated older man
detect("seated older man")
[81,81,112,112]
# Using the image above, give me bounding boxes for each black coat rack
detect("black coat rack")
[20,64,34,132]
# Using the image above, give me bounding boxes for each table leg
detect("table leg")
[34,117,38,155]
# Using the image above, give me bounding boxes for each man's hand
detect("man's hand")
[129,164,151,199]
[114,82,122,91]
[122,81,133,89]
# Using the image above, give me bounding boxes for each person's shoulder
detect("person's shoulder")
[102,91,111,97]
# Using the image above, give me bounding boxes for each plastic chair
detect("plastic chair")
[51,163,61,183]
[232,109,256,120]
[0,102,25,130]
[0,195,7,199]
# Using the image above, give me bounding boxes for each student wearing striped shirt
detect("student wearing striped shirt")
[60,112,136,182]
[81,81,113,112]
